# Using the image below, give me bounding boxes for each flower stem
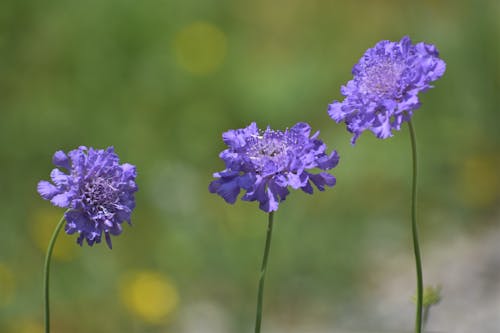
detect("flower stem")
[254,211,275,333]
[44,213,67,333]
[408,120,423,333]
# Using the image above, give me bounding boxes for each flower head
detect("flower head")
[37,146,138,248]
[209,122,339,212]
[328,36,446,144]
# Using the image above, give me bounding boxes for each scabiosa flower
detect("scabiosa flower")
[209,122,339,212]
[37,146,138,248]
[328,36,446,144]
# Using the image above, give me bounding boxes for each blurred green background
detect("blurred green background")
[1,0,499,332]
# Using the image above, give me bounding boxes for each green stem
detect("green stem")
[408,120,423,333]
[254,211,275,333]
[44,213,67,333]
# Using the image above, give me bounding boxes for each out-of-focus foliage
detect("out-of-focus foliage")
[0,0,499,332]
[413,285,442,307]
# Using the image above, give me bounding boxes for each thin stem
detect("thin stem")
[254,211,275,333]
[408,120,423,333]
[44,213,67,333]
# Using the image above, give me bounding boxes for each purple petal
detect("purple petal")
[259,187,279,212]
[52,151,71,169]
[105,232,113,249]
[427,58,446,81]
[290,122,311,138]
[269,176,290,201]
[208,177,241,204]
[327,102,345,122]
[37,181,59,200]
[77,233,84,246]
[316,150,340,170]
[350,132,361,145]
[238,173,256,190]
[309,172,336,191]
[65,210,87,234]
[51,193,71,208]
[222,122,258,148]
[121,163,136,177]
[371,113,393,139]
[109,222,123,235]
[241,177,266,203]
[50,169,68,186]
[301,181,314,194]
[65,210,86,227]
[287,172,308,189]
[399,36,412,55]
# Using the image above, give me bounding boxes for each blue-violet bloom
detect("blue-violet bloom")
[37,146,138,248]
[209,122,339,212]
[328,36,446,144]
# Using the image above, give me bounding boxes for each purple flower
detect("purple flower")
[328,36,446,144]
[209,122,339,212]
[37,146,138,248]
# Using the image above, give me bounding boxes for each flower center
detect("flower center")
[247,133,290,173]
[82,177,118,213]
[359,60,404,96]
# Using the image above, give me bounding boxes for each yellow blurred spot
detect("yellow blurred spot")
[174,21,227,75]
[120,271,179,324]
[9,320,43,333]
[30,207,78,261]
[0,263,15,306]
[458,154,500,208]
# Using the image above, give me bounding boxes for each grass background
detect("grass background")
[0,0,499,332]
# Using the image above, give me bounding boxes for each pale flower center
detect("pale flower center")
[359,60,404,96]
[247,134,289,172]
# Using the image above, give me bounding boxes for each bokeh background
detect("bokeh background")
[1,0,499,332]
